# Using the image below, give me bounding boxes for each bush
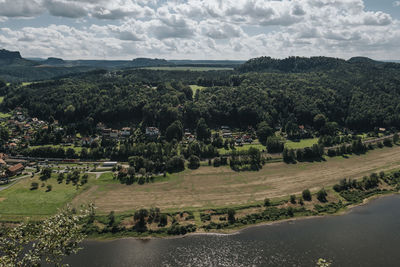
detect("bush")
[383,138,393,147]
[227,209,236,224]
[46,185,52,192]
[30,182,39,190]
[188,155,200,170]
[317,188,328,202]
[302,189,312,201]
[213,157,221,167]
[166,156,185,173]
[159,214,168,227]
[290,195,296,204]
[327,149,336,157]
[264,198,271,207]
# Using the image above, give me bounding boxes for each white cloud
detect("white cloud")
[0,0,398,60]
[0,0,44,17]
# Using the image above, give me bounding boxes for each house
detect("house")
[120,127,131,137]
[242,135,253,143]
[379,128,386,132]
[7,163,24,176]
[0,153,8,160]
[146,127,160,137]
[221,126,230,131]
[235,136,243,146]
[97,122,106,130]
[110,130,119,139]
[102,128,112,137]
[222,132,233,138]
[81,137,94,146]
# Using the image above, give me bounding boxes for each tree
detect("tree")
[290,195,296,204]
[159,214,168,227]
[166,156,185,173]
[227,208,236,224]
[264,198,271,207]
[80,148,89,159]
[107,211,115,227]
[40,168,52,181]
[165,120,183,141]
[66,148,77,159]
[266,136,284,153]
[317,188,328,202]
[313,114,327,130]
[196,118,211,141]
[0,204,93,266]
[57,172,64,184]
[134,209,149,232]
[46,185,52,192]
[188,155,200,170]
[256,122,273,145]
[302,189,312,201]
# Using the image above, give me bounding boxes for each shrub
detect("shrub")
[302,189,312,201]
[166,156,185,173]
[188,155,200,170]
[227,209,236,224]
[213,157,221,167]
[30,182,39,190]
[290,195,296,204]
[317,188,328,202]
[383,138,393,147]
[46,185,52,192]
[264,198,271,207]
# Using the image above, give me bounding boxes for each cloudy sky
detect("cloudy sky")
[0,0,399,60]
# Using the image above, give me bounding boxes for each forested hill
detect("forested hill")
[2,57,400,134]
[237,56,399,73]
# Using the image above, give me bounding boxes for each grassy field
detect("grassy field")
[72,145,400,214]
[0,173,95,221]
[285,138,319,149]
[4,145,400,219]
[218,143,266,155]
[141,66,234,71]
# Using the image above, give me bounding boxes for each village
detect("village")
[0,107,267,185]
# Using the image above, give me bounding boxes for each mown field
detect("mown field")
[74,145,400,214]
[0,173,95,221]
[3,145,400,219]
[285,138,319,149]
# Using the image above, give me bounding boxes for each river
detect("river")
[63,194,400,266]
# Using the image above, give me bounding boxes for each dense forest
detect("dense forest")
[2,56,400,134]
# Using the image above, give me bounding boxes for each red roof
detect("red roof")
[8,163,24,173]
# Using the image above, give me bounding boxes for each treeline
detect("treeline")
[3,57,400,134]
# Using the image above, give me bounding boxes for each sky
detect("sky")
[0,0,399,60]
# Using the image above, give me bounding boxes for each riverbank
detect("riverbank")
[96,191,400,241]
[62,194,400,267]
[84,178,400,240]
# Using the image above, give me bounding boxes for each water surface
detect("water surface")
[64,195,400,266]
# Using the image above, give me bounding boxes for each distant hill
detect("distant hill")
[0,49,37,66]
[237,56,400,73]
[237,56,346,73]
[42,57,66,65]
